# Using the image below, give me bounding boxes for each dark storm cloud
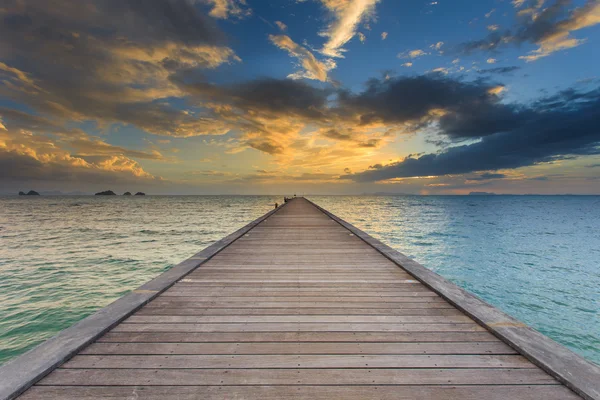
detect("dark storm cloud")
[180,78,331,120]
[344,88,600,182]
[477,66,522,75]
[336,75,526,139]
[0,0,233,137]
[1,0,224,49]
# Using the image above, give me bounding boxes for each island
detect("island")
[123,192,132,196]
[134,192,146,196]
[95,190,116,196]
[18,190,40,196]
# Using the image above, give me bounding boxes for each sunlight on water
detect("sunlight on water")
[0,195,278,364]
[0,195,599,366]
[312,195,600,365]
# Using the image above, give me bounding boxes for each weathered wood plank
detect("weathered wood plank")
[124,315,472,323]
[98,331,500,343]
[81,341,516,355]
[19,385,582,400]
[63,354,533,369]
[175,281,426,288]
[134,307,464,316]
[40,368,553,386]
[111,322,486,333]
[162,288,439,301]
[18,385,582,400]
[145,300,453,309]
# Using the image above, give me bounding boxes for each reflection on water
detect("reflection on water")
[0,195,599,365]
[0,195,278,364]
[312,195,600,365]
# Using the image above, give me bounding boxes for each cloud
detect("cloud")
[477,66,521,74]
[468,172,508,180]
[487,58,498,64]
[269,35,335,82]
[358,32,367,43]
[319,0,380,58]
[430,42,444,51]
[201,0,251,19]
[177,76,394,167]
[0,0,240,138]
[401,62,413,67]
[381,32,388,40]
[275,21,288,31]
[487,24,500,31]
[431,67,449,75]
[398,49,428,59]
[343,86,600,182]
[459,0,600,61]
[69,139,165,160]
[0,127,160,186]
[0,102,167,189]
[336,75,523,139]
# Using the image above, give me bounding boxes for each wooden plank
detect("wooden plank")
[174,282,427,288]
[40,368,553,386]
[62,354,533,369]
[175,280,425,284]
[134,307,465,316]
[80,341,517,355]
[18,385,582,400]
[98,331,500,343]
[111,322,486,333]
[145,300,453,308]
[124,315,472,323]
[152,295,444,302]
[163,287,439,301]
[166,289,436,295]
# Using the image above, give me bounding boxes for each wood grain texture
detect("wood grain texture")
[11,197,589,400]
[19,385,581,400]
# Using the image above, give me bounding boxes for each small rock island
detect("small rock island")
[95,190,117,196]
[123,192,132,196]
[18,190,40,196]
[134,192,146,196]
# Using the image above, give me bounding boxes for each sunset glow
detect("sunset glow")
[1,0,599,194]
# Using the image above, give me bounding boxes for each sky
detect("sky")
[1,0,600,195]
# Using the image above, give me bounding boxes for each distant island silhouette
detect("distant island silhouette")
[94,190,145,196]
[469,192,497,196]
[18,190,40,196]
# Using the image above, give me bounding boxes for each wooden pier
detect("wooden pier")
[1,197,599,399]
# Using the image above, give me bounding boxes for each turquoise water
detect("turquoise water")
[0,195,599,365]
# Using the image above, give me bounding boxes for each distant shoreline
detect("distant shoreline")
[2,193,599,197]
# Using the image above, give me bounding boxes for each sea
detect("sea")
[0,195,599,366]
